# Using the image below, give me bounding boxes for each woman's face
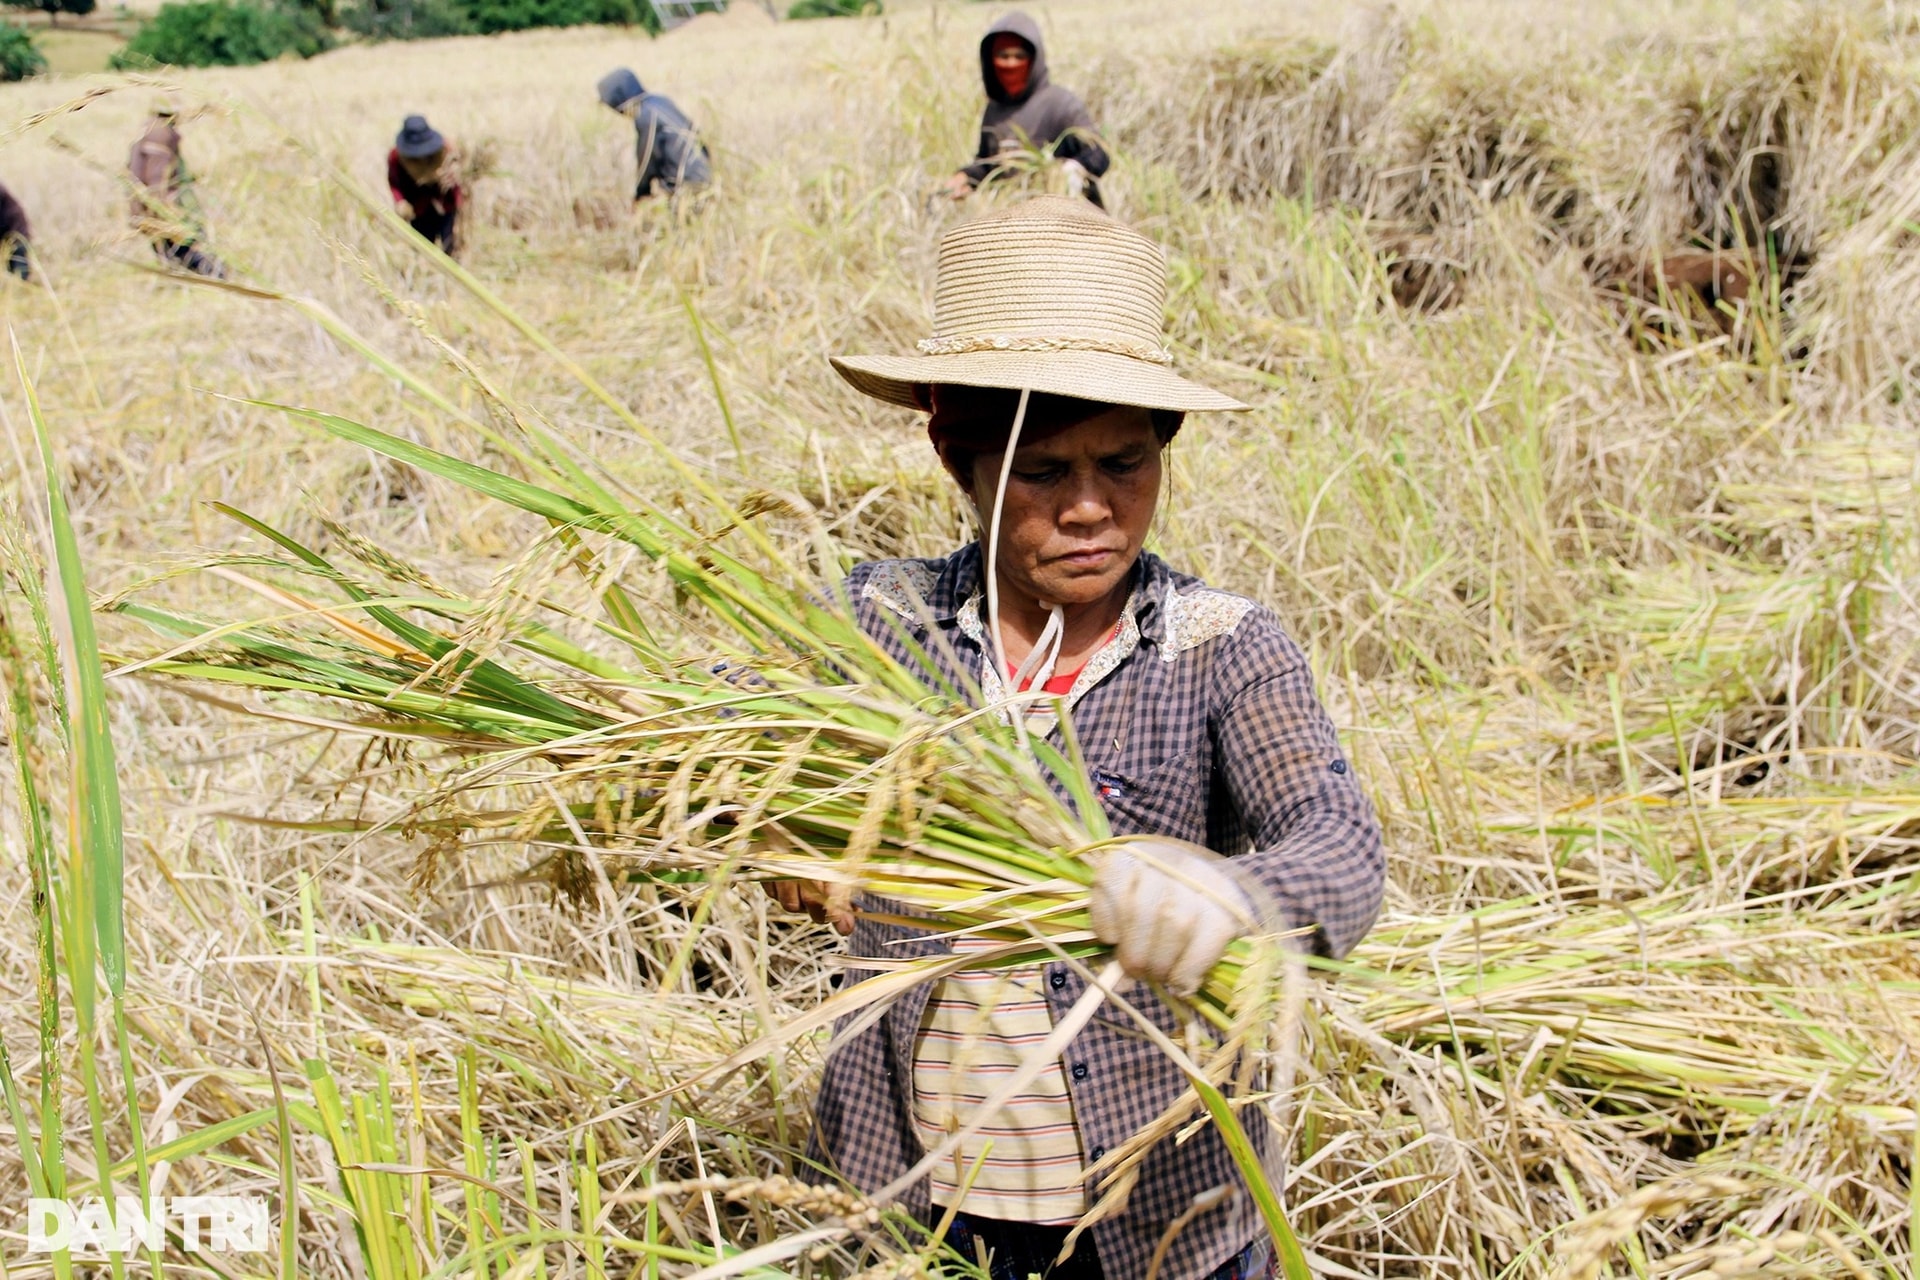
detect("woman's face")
[991,37,1032,70]
[990,35,1033,97]
[951,406,1163,610]
[400,149,445,182]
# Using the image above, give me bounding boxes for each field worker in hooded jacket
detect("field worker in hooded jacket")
[780,196,1386,1280]
[0,181,31,281]
[597,68,712,199]
[129,101,225,279]
[944,11,1110,207]
[387,115,465,254]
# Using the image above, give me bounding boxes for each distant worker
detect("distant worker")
[128,100,225,279]
[596,68,712,200]
[387,115,465,255]
[0,181,30,281]
[944,11,1109,207]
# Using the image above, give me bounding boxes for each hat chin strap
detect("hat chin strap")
[983,389,1063,744]
[983,392,1090,836]
[1008,602,1067,694]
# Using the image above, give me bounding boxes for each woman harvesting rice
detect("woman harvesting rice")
[387,115,465,256]
[781,196,1387,1280]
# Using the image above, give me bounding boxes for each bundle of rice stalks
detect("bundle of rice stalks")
[1343,882,1919,1129]
[1580,537,1902,762]
[1085,10,1408,208]
[120,414,1108,954]
[1286,877,1920,1274]
[109,391,1311,1269]
[1716,429,1918,545]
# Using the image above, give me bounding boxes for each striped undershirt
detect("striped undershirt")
[911,936,1087,1224]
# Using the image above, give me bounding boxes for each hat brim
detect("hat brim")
[396,134,445,159]
[829,350,1248,413]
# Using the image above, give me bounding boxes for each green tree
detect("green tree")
[451,0,643,34]
[0,21,44,77]
[341,0,657,40]
[786,0,878,16]
[109,0,328,68]
[2,0,97,27]
[340,0,472,39]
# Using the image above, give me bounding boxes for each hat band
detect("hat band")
[914,333,1174,365]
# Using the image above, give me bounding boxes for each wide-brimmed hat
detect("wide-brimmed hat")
[831,195,1246,413]
[395,115,445,159]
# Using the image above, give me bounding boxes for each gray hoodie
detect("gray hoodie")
[597,68,712,197]
[960,11,1108,203]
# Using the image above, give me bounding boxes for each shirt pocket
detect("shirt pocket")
[1092,749,1208,844]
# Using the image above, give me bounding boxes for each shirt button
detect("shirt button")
[1049,969,1067,990]
[1071,1062,1089,1081]
[1330,759,1349,775]
[1090,1145,1106,1161]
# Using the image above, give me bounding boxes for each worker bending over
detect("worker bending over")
[388,115,465,255]
[597,68,712,200]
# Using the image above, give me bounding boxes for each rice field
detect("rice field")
[1,0,1917,1275]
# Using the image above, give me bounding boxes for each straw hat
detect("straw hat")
[831,196,1246,413]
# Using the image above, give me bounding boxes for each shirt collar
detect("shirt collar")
[935,543,1176,647]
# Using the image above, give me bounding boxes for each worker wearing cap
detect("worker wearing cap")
[388,115,465,255]
[596,68,712,200]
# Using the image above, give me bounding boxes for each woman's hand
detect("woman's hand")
[1089,837,1256,996]
[395,199,414,220]
[943,172,974,201]
[765,879,855,935]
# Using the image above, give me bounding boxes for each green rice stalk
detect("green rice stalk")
[460,1047,491,1280]
[0,560,64,1225]
[14,343,158,1277]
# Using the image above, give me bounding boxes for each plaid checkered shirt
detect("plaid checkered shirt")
[805,545,1385,1280]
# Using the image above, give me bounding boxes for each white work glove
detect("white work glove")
[1088,836,1258,997]
[1060,157,1089,199]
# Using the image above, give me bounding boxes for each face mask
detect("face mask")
[990,38,1032,98]
[995,57,1031,98]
